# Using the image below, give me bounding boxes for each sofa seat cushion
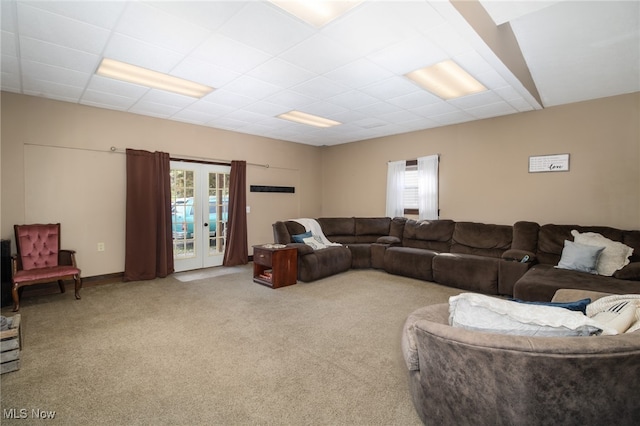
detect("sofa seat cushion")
[513,264,640,302]
[296,246,352,282]
[432,253,500,294]
[345,243,372,269]
[384,247,438,281]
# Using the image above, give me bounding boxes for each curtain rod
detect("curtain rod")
[22,143,274,169]
[108,146,269,168]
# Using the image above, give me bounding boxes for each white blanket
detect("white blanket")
[291,218,342,247]
[587,294,640,333]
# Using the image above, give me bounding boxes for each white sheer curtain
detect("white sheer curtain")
[417,154,439,220]
[386,160,406,218]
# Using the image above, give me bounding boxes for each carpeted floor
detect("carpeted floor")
[0,265,462,425]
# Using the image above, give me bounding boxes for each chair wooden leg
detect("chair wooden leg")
[58,280,66,294]
[74,276,82,300]
[11,283,20,312]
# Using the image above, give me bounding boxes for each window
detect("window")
[386,155,439,220]
[403,160,419,216]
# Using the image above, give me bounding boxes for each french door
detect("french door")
[170,161,230,272]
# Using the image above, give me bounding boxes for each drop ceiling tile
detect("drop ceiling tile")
[139,90,198,109]
[81,89,138,110]
[1,70,21,92]
[243,101,289,117]
[386,90,441,110]
[129,100,183,118]
[466,101,517,119]
[115,2,210,55]
[1,1,16,33]
[21,59,91,88]
[247,57,317,89]
[20,37,100,73]
[170,58,240,89]
[203,89,257,109]
[323,58,395,89]
[23,0,126,29]
[104,34,185,73]
[429,110,475,126]
[264,90,316,110]
[279,34,357,74]
[192,33,271,74]
[290,76,347,100]
[22,77,83,102]
[185,100,236,117]
[219,1,315,55]
[301,101,348,118]
[171,110,212,126]
[1,30,17,56]
[425,23,471,58]
[409,101,459,118]
[368,35,448,75]
[448,90,503,110]
[355,101,400,117]
[359,76,425,100]
[378,109,423,124]
[84,75,150,99]
[322,1,424,57]
[151,1,245,31]
[328,90,379,110]
[475,69,509,90]
[17,3,110,54]
[223,109,272,125]
[221,75,283,99]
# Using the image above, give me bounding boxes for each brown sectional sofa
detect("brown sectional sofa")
[272,217,640,300]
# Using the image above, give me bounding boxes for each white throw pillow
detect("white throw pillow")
[449,293,613,336]
[571,230,634,276]
[302,236,327,250]
[556,240,604,274]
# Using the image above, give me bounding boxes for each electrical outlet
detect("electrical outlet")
[97,242,105,252]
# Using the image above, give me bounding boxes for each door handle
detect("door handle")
[204,223,209,227]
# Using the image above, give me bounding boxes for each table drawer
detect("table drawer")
[254,249,272,266]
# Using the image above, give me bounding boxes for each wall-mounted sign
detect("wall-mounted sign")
[528,154,570,173]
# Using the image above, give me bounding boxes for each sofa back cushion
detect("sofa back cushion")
[536,224,625,265]
[622,230,640,263]
[402,219,455,252]
[317,217,356,243]
[511,221,540,253]
[354,217,391,243]
[450,222,512,258]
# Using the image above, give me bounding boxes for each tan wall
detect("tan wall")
[3,92,639,277]
[1,92,322,276]
[321,93,640,229]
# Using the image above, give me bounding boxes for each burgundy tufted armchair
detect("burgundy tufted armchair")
[11,223,82,311]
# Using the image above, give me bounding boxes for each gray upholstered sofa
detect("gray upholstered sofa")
[272,217,640,300]
[402,290,640,425]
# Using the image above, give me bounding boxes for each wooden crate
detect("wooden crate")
[1,314,21,374]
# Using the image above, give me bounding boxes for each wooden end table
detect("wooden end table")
[252,245,297,289]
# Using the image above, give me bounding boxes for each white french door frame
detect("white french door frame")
[171,161,230,272]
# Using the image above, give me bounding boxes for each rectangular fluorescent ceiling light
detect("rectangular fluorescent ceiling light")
[96,58,214,98]
[277,110,341,128]
[405,60,487,100]
[270,0,363,28]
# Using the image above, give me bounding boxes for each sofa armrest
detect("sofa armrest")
[376,236,401,245]
[613,262,640,281]
[287,243,313,256]
[502,249,536,263]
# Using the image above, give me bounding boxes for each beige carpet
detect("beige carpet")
[0,266,462,425]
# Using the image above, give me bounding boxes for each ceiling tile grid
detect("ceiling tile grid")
[1,1,638,146]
